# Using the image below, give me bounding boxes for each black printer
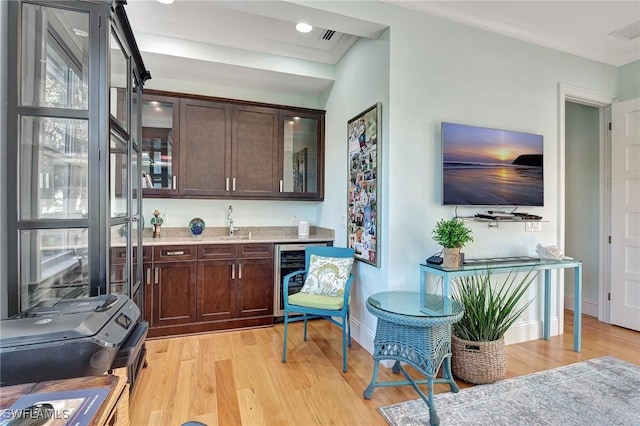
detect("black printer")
[0,294,148,387]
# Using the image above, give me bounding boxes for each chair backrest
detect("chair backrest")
[305,246,355,268]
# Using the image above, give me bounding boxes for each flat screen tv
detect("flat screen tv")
[442,122,543,206]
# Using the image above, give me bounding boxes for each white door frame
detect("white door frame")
[558,83,617,323]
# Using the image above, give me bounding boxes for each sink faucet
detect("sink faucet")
[227,205,234,236]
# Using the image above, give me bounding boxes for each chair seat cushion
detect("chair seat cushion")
[288,292,345,310]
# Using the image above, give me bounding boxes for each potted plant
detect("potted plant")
[451,269,538,384]
[432,218,473,268]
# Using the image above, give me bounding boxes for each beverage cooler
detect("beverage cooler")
[273,242,331,318]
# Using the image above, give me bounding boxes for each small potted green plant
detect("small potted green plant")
[432,218,473,268]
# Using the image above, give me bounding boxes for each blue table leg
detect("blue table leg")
[544,269,551,340]
[443,275,450,299]
[574,264,582,352]
[363,361,380,399]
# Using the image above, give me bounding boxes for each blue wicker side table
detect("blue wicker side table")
[363,291,464,426]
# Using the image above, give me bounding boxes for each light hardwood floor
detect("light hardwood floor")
[130,312,639,426]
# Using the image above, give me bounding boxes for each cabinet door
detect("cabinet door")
[237,258,274,318]
[232,105,279,197]
[278,109,325,200]
[141,94,180,197]
[180,99,231,197]
[143,262,153,323]
[197,259,236,321]
[151,261,196,327]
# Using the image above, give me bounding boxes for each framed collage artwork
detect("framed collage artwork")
[347,103,381,267]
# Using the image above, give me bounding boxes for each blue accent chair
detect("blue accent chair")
[281,246,355,373]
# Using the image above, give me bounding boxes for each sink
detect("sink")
[214,235,251,240]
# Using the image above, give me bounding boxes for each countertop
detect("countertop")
[137,226,335,246]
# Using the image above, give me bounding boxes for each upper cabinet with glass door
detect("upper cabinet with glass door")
[140,94,180,196]
[279,109,325,200]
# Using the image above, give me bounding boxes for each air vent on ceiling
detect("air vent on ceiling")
[319,29,336,41]
[609,20,640,41]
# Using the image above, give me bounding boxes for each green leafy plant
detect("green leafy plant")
[452,269,538,342]
[432,218,474,249]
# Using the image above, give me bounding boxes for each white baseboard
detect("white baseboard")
[564,295,598,318]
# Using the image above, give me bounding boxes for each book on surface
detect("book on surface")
[0,387,110,426]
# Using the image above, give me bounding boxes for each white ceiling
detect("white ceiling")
[126,1,640,97]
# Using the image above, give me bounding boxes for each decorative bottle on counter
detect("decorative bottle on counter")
[151,209,164,238]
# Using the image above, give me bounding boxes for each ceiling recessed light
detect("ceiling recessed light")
[156,0,174,4]
[295,23,313,33]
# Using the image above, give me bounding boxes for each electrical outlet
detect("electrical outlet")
[161,213,168,226]
[525,221,542,232]
[291,214,298,225]
[340,215,347,228]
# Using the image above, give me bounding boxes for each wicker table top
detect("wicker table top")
[366,291,463,326]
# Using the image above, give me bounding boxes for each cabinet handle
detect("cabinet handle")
[154,267,159,284]
[146,268,151,285]
[279,180,283,192]
[231,264,235,279]
[232,177,236,191]
[166,250,184,256]
[226,177,229,191]
[239,264,242,279]
[173,176,177,190]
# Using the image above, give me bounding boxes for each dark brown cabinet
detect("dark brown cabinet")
[180,98,232,197]
[232,105,280,197]
[197,243,274,320]
[141,90,324,200]
[146,243,274,338]
[141,94,180,197]
[150,245,197,328]
[277,109,324,200]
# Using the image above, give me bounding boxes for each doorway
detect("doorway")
[558,84,616,326]
[565,101,603,318]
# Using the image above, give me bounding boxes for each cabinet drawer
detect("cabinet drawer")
[154,245,197,262]
[111,246,152,264]
[237,243,274,258]
[198,244,237,259]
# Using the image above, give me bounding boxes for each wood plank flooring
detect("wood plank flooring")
[130,311,639,426]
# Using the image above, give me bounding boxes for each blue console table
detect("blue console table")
[420,257,583,352]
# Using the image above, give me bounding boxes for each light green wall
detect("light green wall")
[309,1,618,342]
[564,102,600,305]
[617,60,640,101]
[321,28,390,342]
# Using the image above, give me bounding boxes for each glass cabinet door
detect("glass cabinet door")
[280,111,322,199]
[110,131,129,218]
[20,3,89,110]
[19,116,89,220]
[141,94,180,196]
[19,228,89,310]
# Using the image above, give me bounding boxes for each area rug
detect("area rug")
[378,356,640,426]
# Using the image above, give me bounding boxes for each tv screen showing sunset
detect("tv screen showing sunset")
[442,122,543,206]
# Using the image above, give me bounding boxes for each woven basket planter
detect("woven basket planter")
[451,334,506,384]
